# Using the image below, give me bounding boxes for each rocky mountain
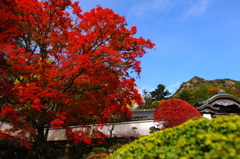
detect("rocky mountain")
[171,76,240,105]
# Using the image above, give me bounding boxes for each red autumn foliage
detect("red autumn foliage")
[154,99,202,129]
[229,89,240,98]
[89,153,109,159]
[0,0,154,158]
[207,87,221,97]
[0,130,33,149]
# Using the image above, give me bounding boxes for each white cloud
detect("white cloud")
[168,82,181,88]
[138,82,181,96]
[150,77,156,82]
[167,82,181,94]
[128,0,175,18]
[185,0,212,17]
[149,0,174,10]
[128,0,213,20]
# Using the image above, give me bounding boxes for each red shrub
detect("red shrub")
[89,153,109,159]
[154,99,202,129]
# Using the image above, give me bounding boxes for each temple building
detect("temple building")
[194,90,240,119]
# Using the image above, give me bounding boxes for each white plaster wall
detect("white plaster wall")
[0,120,155,141]
[47,120,155,141]
[99,120,155,137]
[0,121,12,130]
[203,114,212,119]
[0,121,20,136]
[47,129,66,141]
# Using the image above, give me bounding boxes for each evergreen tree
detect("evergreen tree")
[141,89,153,109]
[150,84,171,100]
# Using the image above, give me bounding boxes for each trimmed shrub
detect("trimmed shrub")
[107,115,240,159]
[87,147,107,159]
[154,99,202,129]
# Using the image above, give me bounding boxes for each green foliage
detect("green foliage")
[179,89,191,101]
[91,147,107,154]
[172,77,240,105]
[140,89,154,109]
[87,147,108,159]
[150,84,171,100]
[107,115,240,159]
[151,100,160,108]
[149,126,159,134]
[140,84,170,109]
[108,143,123,153]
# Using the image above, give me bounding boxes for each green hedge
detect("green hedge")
[107,115,240,159]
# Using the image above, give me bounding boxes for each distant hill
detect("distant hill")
[171,76,240,105]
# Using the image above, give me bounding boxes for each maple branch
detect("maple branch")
[44,101,56,113]
[75,85,101,99]
[0,66,23,83]
[61,75,78,94]
[61,68,85,94]
[83,32,105,54]
[84,25,120,54]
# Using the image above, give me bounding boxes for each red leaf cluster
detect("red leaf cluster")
[0,0,155,154]
[154,99,202,129]
[0,107,18,123]
[0,129,33,149]
[67,129,93,145]
[89,153,109,159]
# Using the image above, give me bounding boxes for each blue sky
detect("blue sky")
[77,0,240,95]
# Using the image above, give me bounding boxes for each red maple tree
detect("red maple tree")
[0,0,155,158]
[154,99,202,129]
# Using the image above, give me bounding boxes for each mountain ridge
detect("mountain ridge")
[171,76,240,105]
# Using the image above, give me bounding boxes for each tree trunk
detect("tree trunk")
[36,125,47,159]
